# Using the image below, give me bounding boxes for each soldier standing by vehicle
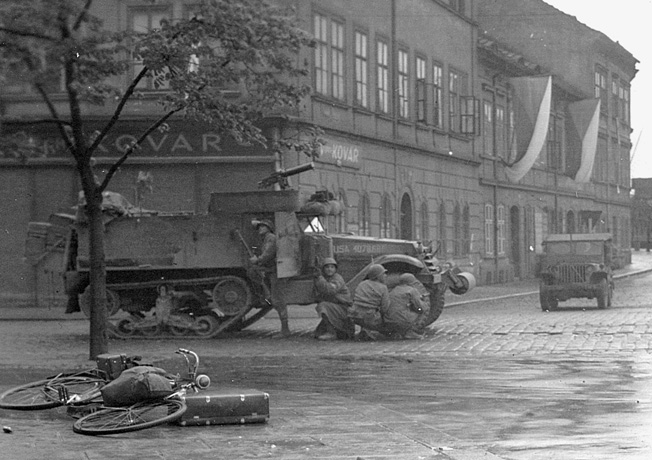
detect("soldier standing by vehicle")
[313,258,354,341]
[249,219,290,337]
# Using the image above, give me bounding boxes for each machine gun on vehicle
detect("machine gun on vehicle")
[258,162,315,189]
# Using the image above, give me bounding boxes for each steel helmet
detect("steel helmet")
[321,257,338,268]
[399,273,418,285]
[255,219,275,233]
[366,264,387,280]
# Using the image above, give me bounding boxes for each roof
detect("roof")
[543,233,612,243]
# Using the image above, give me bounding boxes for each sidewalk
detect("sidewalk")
[2,251,652,322]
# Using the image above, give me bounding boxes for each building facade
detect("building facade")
[0,0,638,304]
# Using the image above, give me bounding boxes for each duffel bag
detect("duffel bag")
[100,366,174,407]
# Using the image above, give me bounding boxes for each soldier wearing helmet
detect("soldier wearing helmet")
[312,257,354,341]
[249,218,290,337]
[385,273,428,340]
[347,264,390,341]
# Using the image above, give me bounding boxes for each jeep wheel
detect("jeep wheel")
[539,285,558,311]
[597,279,609,309]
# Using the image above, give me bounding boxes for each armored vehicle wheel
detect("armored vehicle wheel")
[194,315,219,336]
[212,276,252,316]
[596,279,610,309]
[114,317,137,337]
[80,287,121,319]
[422,286,445,328]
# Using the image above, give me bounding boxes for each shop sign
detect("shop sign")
[2,121,265,158]
[317,141,361,169]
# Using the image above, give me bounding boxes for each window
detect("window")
[611,75,620,120]
[416,56,427,123]
[433,63,444,129]
[359,194,371,236]
[314,14,328,95]
[331,21,345,100]
[547,115,562,171]
[420,202,429,241]
[594,66,608,114]
[313,13,345,100]
[463,204,470,255]
[439,202,447,256]
[376,39,390,113]
[442,0,466,14]
[497,204,505,255]
[354,31,368,108]
[495,105,505,156]
[483,100,493,155]
[131,8,171,89]
[620,84,630,124]
[453,203,462,256]
[381,195,393,238]
[449,70,467,132]
[398,49,409,118]
[613,77,631,125]
[485,203,494,255]
[460,96,479,135]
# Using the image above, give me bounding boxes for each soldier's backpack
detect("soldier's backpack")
[100,366,174,407]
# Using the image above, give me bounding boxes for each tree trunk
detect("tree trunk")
[85,189,109,359]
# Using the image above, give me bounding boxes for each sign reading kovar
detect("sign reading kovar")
[317,140,361,169]
[2,121,266,158]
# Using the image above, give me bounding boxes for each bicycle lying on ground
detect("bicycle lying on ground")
[0,349,211,435]
[0,354,144,410]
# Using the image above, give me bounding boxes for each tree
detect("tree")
[0,0,316,358]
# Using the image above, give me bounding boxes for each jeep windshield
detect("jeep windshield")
[545,241,603,256]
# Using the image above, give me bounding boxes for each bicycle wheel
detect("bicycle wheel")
[72,399,186,435]
[0,375,105,410]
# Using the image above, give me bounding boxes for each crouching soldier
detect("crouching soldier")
[312,258,355,341]
[385,273,428,340]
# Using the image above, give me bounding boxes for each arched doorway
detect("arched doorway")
[510,206,521,278]
[400,193,413,240]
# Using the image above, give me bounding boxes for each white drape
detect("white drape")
[505,76,552,183]
[569,99,601,183]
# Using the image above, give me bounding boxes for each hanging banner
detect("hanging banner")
[568,99,601,183]
[505,76,552,183]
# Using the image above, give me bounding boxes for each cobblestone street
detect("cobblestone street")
[1,255,652,459]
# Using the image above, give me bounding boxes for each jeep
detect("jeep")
[538,233,615,311]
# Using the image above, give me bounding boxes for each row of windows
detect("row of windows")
[313,12,479,134]
[594,65,631,124]
[329,191,472,257]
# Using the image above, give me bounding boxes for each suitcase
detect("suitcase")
[95,353,130,380]
[176,388,270,426]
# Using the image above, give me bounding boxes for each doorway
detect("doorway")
[400,193,413,240]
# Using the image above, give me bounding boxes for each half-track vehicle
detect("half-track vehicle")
[31,185,475,339]
[538,233,615,311]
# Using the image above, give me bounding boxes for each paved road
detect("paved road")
[1,259,652,459]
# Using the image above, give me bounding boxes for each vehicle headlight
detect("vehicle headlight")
[585,265,596,278]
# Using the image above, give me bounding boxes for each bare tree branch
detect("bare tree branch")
[98,108,181,192]
[73,0,93,31]
[0,26,57,42]
[87,66,149,157]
